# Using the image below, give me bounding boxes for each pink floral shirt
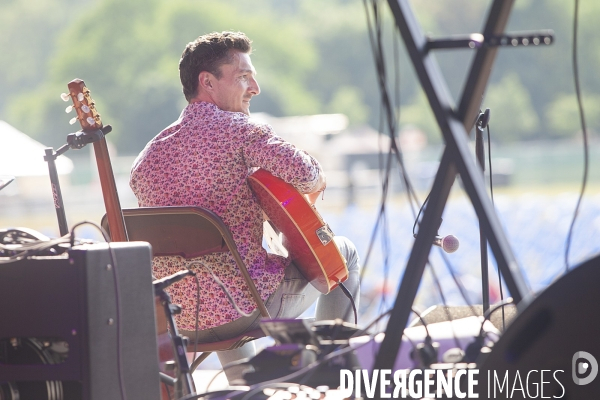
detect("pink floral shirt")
[130,101,323,330]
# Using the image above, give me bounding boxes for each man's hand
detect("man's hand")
[305,191,321,205]
[305,172,326,205]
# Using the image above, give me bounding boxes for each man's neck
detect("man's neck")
[189,92,215,105]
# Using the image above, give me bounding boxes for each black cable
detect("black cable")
[0,235,71,263]
[296,316,362,389]
[188,261,252,318]
[361,0,425,322]
[158,262,246,372]
[380,201,391,314]
[358,17,395,324]
[414,197,476,312]
[412,193,430,237]
[486,125,494,207]
[377,45,396,319]
[437,251,477,315]
[361,0,477,333]
[232,319,433,400]
[351,308,415,348]
[565,0,589,272]
[486,123,505,330]
[351,308,418,350]
[238,338,369,400]
[184,262,252,374]
[426,265,462,350]
[352,308,392,337]
[188,309,426,400]
[70,221,127,400]
[412,176,474,313]
[192,273,201,363]
[360,0,396,280]
[218,311,402,400]
[409,307,430,338]
[367,0,420,211]
[463,298,512,363]
[393,18,402,128]
[478,298,514,337]
[205,369,225,394]
[336,280,358,324]
[414,199,477,313]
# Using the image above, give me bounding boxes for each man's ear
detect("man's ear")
[198,71,214,92]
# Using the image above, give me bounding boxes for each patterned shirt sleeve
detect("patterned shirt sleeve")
[242,123,323,194]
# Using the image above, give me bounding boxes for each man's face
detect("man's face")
[211,51,260,115]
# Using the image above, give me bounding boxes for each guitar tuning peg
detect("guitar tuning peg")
[86,117,96,126]
[69,117,78,125]
[81,105,90,113]
[65,105,73,113]
[77,93,84,102]
[60,93,70,102]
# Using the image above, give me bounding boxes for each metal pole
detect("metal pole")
[475,121,490,314]
[44,146,70,236]
[374,0,531,376]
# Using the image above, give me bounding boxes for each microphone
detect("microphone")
[433,234,460,253]
[153,269,195,293]
[477,108,491,131]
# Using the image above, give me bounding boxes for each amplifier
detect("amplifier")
[0,241,160,400]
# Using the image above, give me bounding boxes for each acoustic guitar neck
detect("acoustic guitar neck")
[65,79,128,242]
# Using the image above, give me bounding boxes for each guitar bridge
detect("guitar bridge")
[316,225,334,246]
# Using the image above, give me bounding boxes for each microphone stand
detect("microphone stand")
[154,273,196,398]
[475,109,491,314]
[43,126,112,236]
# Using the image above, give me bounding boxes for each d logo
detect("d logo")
[572,351,598,385]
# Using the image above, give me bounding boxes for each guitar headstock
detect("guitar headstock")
[61,78,103,131]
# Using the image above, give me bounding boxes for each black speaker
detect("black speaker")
[0,241,161,400]
[478,254,600,398]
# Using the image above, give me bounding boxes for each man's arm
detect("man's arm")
[244,124,324,195]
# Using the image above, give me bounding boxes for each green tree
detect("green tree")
[327,86,370,126]
[5,0,600,149]
[0,0,95,123]
[6,0,322,153]
[400,90,442,144]
[546,93,600,138]
[482,73,540,142]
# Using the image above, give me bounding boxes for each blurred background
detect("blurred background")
[1,0,600,327]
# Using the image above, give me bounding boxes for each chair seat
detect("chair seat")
[184,328,266,373]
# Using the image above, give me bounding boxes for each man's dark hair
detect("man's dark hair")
[179,31,252,102]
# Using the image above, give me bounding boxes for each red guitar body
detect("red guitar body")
[248,168,348,294]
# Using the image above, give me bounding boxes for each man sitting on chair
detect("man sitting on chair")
[130,31,360,382]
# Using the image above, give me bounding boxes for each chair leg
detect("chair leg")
[190,351,212,373]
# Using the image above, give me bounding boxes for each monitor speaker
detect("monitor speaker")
[0,241,160,400]
[478,253,600,397]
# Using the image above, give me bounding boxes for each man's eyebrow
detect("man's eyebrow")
[239,68,257,75]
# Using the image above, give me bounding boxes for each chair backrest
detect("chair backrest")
[101,206,229,259]
[100,206,270,318]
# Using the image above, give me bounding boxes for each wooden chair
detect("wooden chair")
[100,206,270,374]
